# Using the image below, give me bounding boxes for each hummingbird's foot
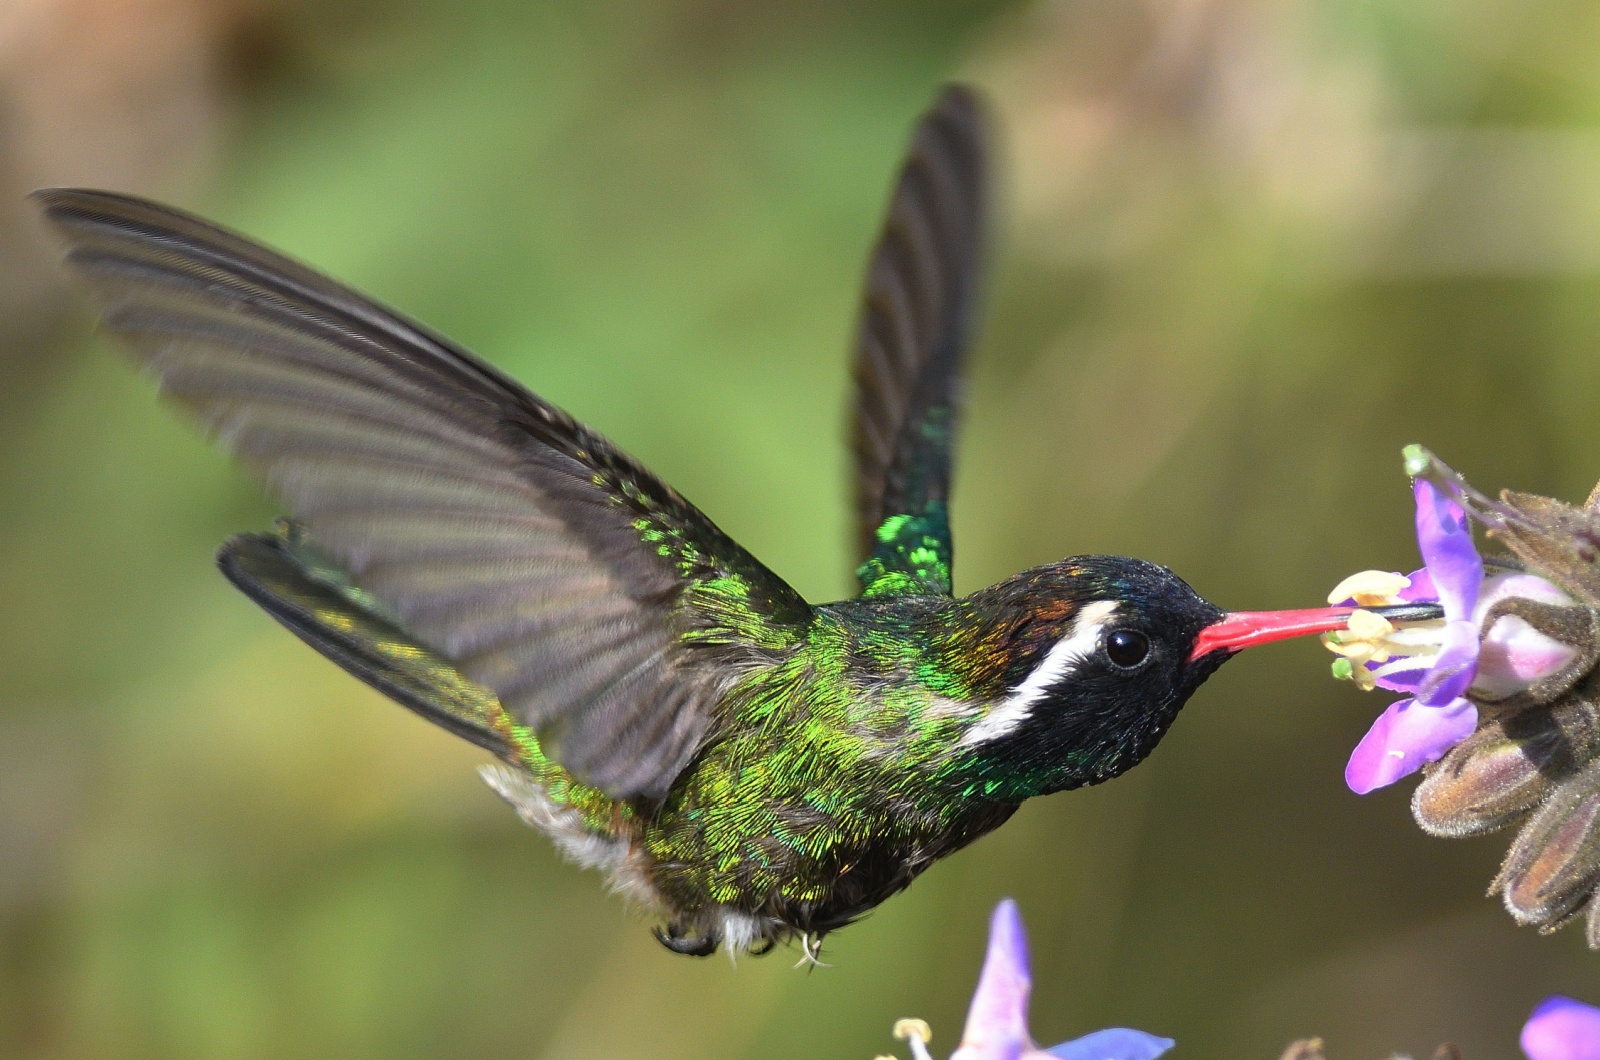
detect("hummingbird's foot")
[653,922,720,957]
[793,931,830,969]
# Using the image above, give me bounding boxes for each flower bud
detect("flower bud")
[1413,697,1600,838]
[1495,756,1600,929]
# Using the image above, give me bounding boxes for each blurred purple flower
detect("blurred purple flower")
[941,900,1171,1060]
[881,901,1171,1060]
[1342,478,1483,794]
[1522,995,1600,1060]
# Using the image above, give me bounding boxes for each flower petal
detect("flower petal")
[1417,620,1481,705]
[1397,566,1438,603]
[1521,995,1600,1060]
[1369,656,1430,692]
[1413,479,1482,621]
[1039,1028,1175,1060]
[1479,572,1575,612]
[1469,571,1580,699]
[1345,696,1479,794]
[1474,614,1579,699]
[958,900,1033,1058]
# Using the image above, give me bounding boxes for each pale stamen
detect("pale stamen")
[1327,569,1413,607]
[892,1018,935,1060]
[1323,605,1448,690]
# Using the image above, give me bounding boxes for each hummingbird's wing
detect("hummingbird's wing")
[37,188,813,800]
[850,84,991,598]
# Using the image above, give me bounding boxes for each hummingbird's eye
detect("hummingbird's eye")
[1105,629,1151,669]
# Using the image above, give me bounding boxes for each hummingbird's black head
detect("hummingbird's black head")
[950,555,1233,799]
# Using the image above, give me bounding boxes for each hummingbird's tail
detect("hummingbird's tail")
[216,521,525,763]
[219,523,664,908]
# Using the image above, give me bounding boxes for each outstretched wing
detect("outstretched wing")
[38,188,812,799]
[850,84,991,597]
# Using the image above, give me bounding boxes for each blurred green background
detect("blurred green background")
[5,0,1600,1056]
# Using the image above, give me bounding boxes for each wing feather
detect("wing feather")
[850,84,991,596]
[38,188,811,798]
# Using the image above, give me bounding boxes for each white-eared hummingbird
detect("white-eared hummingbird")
[34,85,1438,959]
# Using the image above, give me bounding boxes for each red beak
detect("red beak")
[1190,602,1442,661]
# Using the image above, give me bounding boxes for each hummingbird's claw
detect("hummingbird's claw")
[793,931,831,970]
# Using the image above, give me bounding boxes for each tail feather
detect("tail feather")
[217,521,522,762]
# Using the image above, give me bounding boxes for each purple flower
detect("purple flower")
[1343,479,1484,793]
[1326,456,1584,794]
[1333,446,1600,944]
[956,901,1173,1060]
[1522,995,1600,1060]
[883,901,1172,1060]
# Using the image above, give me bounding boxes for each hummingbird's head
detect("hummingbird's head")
[950,555,1412,799]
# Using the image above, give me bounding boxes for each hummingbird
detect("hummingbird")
[34,85,1436,959]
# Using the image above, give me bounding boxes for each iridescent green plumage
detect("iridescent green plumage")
[220,519,1224,953]
[858,509,956,597]
[40,85,1244,958]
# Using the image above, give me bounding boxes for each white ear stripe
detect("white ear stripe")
[958,600,1121,747]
